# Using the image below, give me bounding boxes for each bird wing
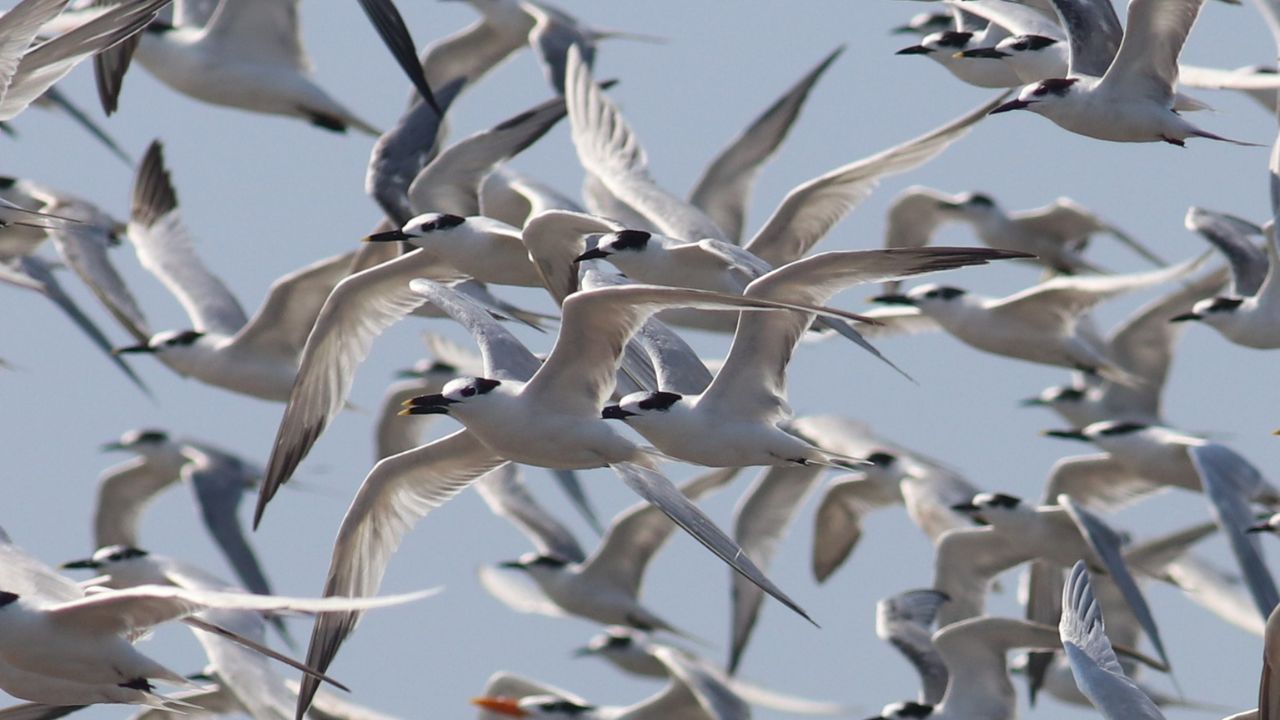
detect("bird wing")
[1045,0,1123,77]
[0,530,84,603]
[47,224,151,346]
[689,47,843,244]
[741,92,1009,268]
[883,187,961,251]
[0,0,72,108]
[564,44,727,242]
[474,464,586,563]
[811,474,902,584]
[230,250,353,360]
[1018,198,1165,266]
[1254,223,1280,311]
[366,79,464,225]
[183,446,273,597]
[1059,562,1168,720]
[475,564,571,619]
[1043,453,1161,510]
[256,250,440,527]
[934,526,1034,624]
[949,0,1064,37]
[581,467,739,598]
[1190,443,1280,620]
[407,95,567,217]
[521,209,623,304]
[876,589,950,704]
[651,646,751,720]
[1184,207,1266,296]
[127,141,248,335]
[1099,0,1205,104]
[295,431,503,719]
[610,463,814,625]
[93,457,177,549]
[201,0,308,71]
[729,465,823,673]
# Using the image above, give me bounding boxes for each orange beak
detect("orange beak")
[471,697,529,716]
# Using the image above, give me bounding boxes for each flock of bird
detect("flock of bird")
[6,0,1280,718]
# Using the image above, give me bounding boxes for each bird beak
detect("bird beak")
[573,247,610,263]
[1169,312,1201,323]
[1247,523,1272,534]
[498,559,526,570]
[990,99,1032,114]
[470,697,528,717]
[398,393,457,415]
[950,501,979,513]
[394,367,425,380]
[60,558,100,570]
[958,48,1010,59]
[1042,429,1089,441]
[890,24,918,34]
[601,405,635,420]
[111,343,153,355]
[100,441,126,452]
[870,294,915,306]
[895,44,932,55]
[363,229,411,243]
[571,646,595,658]
[1019,396,1049,407]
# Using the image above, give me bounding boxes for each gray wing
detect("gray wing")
[1190,443,1280,620]
[355,0,441,112]
[609,463,812,626]
[876,589,950,704]
[128,141,248,335]
[296,431,504,720]
[549,469,605,536]
[1043,453,1162,510]
[1046,0,1123,76]
[524,2,597,96]
[1,255,147,392]
[232,250,354,360]
[93,457,176,549]
[407,95,567,217]
[366,78,465,225]
[408,279,542,381]
[521,209,623,304]
[633,316,714,395]
[47,222,150,346]
[0,704,87,720]
[0,0,73,106]
[184,447,273,597]
[741,93,1010,268]
[1059,562,1168,720]
[582,467,741,598]
[474,464,586,563]
[728,465,823,673]
[0,529,84,603]
[810,474,902,584]
[689,46,843,244]
[188,607,296,720]
[1185,207,1267,296]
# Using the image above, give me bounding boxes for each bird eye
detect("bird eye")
[1032,85,1048,97]
[461,387,476,397]
[924,290,938,298]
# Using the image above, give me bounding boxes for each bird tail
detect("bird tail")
[1190,128,1264,147]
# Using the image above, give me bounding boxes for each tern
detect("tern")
[92,0,379,133]
[111,142,352,401]
[896,24,1023,88]
[1173,212,1280,348]
[867,257,1206,381]
[0,528,434,707]
[988,0,1255,145]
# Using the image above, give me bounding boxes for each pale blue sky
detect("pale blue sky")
[2,1,1278,718]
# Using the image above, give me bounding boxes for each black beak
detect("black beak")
[111,343,153,355]
[1043,429,1089,441]
[398,393,457,415]
[951,501,979,513]
[571,646,594,658]
[890,24,918,34]
[1169,312,1201,323]
[601,405,635,420]
[498,560,526,570]
[871,294,915,306]
[394,368,424,380]
[363,229,411,243]
[990,99,1032,114]
[1247,524,1272,534]
[573,248,609,263]
[959,47,1010,59]
[896,45,932,55]
[1019,397,1049,407]
[60,558,100,570]
[100,441,126,452]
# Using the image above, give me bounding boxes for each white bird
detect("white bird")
[876,589,951,705]
[573,627,850,716]
[1173,215,1280,347]
[476,464,737,635]
[866,257,1206,381]
[291,280,848,719]
[93,0,378,133]
[94,429,273,601]
[987,0,1254,144]
[892,10,955,36]
[363,213,543,288]
[1021,265,1228,427]
[895,22,1024,88]
[882,187,1163,283]
[470,648,750,719]
[601,248,1019,469]
[0,528,434,707]
[1058,562,1167,719]
[111,142,352,402]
